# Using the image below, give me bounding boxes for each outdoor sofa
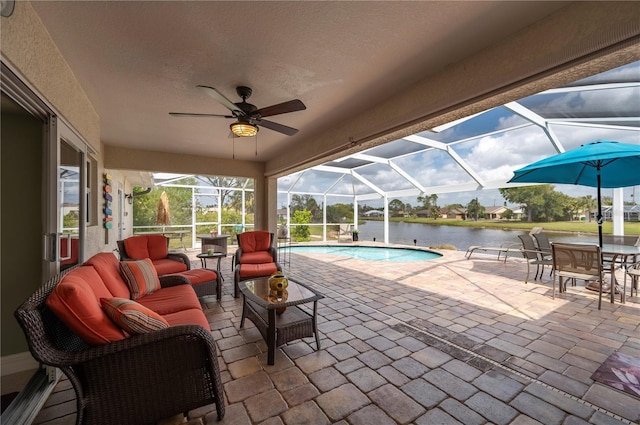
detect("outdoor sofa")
[14,252,225,424]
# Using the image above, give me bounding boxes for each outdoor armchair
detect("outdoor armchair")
[550,242,608,309]
[234,231,281,297]
[117,234,190,276]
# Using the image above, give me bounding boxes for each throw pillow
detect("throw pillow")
[119,258,161,299]
[100,297,169,335]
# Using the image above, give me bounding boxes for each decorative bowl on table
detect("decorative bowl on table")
[268,271,289,292]
[268,272,289,314]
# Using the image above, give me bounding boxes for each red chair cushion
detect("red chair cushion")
[152,258,188,275]
[240,251,274,264]
[239,263,278,278]
[60,237,79,266]
[123,236,150,260]
[238,231,271,253]
[146,235,169,260]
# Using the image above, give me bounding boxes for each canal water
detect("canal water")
[357,221,600,251]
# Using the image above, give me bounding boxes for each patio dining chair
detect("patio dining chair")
[517,234,552,283]
[624,259,640,299]
[532,232,552,258]
[551,242,608,309]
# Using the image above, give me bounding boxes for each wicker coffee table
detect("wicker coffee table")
[238,277,323,365]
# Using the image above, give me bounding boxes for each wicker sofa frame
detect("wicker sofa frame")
[14,265,225,425]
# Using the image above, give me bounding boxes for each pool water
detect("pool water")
[284,245,442,262]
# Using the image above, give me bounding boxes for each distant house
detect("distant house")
[363,210,384,217]
[441,208,467,220]
[416,209,431,218]
[511,207,524,221]
[484,206,507,220]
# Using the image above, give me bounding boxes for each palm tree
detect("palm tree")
[582,195,597,222]
[467,198,485,221]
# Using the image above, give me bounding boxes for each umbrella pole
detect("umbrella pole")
[596,167,603,310]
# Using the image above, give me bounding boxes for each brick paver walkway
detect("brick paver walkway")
[34,246,640,425]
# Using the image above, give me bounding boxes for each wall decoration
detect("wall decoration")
[103,173,113,229]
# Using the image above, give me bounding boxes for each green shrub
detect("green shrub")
[291,210,312,242]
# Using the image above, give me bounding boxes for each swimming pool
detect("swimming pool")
[283,245,442,262]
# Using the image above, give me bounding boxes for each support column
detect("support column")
[262,176,278,234]
[383,195,389,244]
[613,188,624,235]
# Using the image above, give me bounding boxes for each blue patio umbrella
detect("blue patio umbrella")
[508,140,640,248]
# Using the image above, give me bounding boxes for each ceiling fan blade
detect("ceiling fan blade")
[197,85,246,116]
[254,99,306,118]
[169,112,234,118]
[257,119,298,136]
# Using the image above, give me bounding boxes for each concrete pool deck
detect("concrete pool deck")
[33,246,640,424]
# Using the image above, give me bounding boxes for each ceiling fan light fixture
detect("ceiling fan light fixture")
[230,121,258,137]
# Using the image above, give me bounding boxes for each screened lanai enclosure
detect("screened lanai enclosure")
[135,61,639,248]
[278,60,640,243]
[132,175,255,250]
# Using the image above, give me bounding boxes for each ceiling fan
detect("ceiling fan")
[170,86,306,137]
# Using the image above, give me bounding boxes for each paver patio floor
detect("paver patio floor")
[34,246,640,424]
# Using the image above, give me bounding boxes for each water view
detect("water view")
[357,221,600,251]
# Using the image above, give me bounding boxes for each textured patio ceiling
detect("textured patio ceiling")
[278,61,640,204]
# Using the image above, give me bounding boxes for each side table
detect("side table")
[238,277,323,365]
[196,252,226,282]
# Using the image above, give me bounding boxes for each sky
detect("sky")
[277,61,640,210]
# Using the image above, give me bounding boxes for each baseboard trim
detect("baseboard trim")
[1,352,38,376]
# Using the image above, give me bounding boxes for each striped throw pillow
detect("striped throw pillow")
[100,297,169,335]
[119,258,161,299]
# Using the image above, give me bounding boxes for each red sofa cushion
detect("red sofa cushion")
[136,285,202,315]
[46,267,125,345]
[85,253,131,299]
[162,308,211,330]
[238,231,271,253]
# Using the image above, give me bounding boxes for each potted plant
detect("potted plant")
[352,228,360,242]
